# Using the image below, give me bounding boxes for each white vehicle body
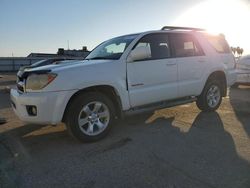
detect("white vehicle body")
[11,27,237,126]
[235,55,250,85]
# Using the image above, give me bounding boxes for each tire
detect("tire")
[196,80,223,112]
[65,92,115,142]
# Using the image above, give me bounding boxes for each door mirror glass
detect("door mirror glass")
[128,46,151,62]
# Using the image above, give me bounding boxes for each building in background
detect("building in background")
[28,46,90,58]
[57,46,90,57]
[27,53,57,58]
[0,46,90,72]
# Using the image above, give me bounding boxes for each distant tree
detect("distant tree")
[231,46,244,57]
[236,46,241,56]
[239,48,244,56]
[231,47,236,55]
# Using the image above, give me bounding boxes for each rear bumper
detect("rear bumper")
[10,89,76,124]
[235,69,250,84]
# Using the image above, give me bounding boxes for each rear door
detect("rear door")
[170,33,208,97]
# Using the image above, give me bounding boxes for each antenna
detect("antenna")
[67,40,70,50]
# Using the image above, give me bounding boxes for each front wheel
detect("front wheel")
[196,80,223,112]
[65,92,115,142]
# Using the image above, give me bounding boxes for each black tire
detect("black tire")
[65,92,115,142]
[196,80,223,112]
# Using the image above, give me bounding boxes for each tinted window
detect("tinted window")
[171,33,204,57]
[205,34,230,53]
[134,33,171,60]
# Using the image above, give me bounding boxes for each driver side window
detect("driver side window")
[134,33,171,60]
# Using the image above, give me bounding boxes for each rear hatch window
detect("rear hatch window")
[205,34,231,54]
[205,34,235,69]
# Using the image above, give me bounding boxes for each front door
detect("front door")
[127,33,178,107]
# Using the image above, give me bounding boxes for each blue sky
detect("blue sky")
[0,0,249,56]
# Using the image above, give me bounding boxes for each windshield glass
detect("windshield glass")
[86,34,138,60]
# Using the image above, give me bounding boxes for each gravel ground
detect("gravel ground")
[0,74,250,188]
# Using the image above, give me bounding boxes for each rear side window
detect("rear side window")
[170,33,204,57]
[206,34,230,53]
[134,33,171,60]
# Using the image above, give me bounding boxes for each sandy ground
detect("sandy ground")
[0,74,250,188]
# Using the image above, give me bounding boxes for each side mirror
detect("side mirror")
[127,46,151,62]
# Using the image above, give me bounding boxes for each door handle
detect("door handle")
[166,63,176,66]
[198,59,206,63]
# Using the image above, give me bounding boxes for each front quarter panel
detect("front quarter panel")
[44,60,131,110]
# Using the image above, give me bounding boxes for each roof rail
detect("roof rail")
[161,26,205,31]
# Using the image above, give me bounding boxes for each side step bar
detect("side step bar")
[124,96,196,116]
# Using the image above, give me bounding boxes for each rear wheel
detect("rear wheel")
[65,92,115,142]
[196,80,223,112]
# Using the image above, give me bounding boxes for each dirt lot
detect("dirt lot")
[0,74,250,188]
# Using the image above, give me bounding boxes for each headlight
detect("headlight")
[25,73,57,91]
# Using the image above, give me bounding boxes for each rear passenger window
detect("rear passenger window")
[206,34,230,53]
[134,33,171,60]
[170,33,204,57]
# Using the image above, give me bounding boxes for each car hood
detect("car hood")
[24,59,115,73]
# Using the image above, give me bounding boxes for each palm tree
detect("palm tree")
[231,46,243,57]
[240,48,244,56]
[231,47,236,55]
[236,47,240,57]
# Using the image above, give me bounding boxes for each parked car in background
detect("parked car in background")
[11,26,236,142]
[17,58,82,81]
[18,58,78,72]
[233,55,250,87]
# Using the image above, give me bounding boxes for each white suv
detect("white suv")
[11,26,236,142]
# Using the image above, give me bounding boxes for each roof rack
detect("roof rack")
[161,26,205,31]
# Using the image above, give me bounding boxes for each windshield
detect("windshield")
[86,34,138,60]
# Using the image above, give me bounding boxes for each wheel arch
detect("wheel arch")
[205,71,227,97]
[62,85,123,122]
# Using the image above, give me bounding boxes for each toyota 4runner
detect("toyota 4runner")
[11,26,237,142]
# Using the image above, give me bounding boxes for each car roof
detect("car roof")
[119,27,206,39]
